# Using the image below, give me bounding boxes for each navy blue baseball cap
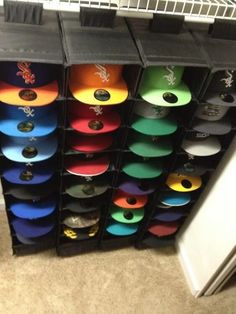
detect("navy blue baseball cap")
[10,198,57,219]
[0,62,58,106]
[1,132,58,162]
[154,210,187,222]
[12,217,55,238]
[16,232,53,245]
[2,159,55,184]
[0,102,57,137]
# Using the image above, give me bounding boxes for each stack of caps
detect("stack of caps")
[62,64,128,240]
[134,65,193,238]
[0,61,59,244]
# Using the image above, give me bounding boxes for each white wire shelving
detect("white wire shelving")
[1,0,236,23]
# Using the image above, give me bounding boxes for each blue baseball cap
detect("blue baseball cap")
[0,102,57,137]
[160,191,191,206]
[2,159,56,184]
[10,198,57,219]
[106,222,138,236]
[154,210,187,222]
[1,132,58,162]
[11,217,55,238]
[16,232,53,245]
[0,62,58,106]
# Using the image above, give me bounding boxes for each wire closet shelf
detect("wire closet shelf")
[2,0,236,23]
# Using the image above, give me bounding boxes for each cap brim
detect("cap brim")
[69,79,128,105]
[148,221,180,237]
[160,191,191,206]
[206,91,236,107]
[63,211,100,229]
[1,133,58,162]
[154,210,187,222]
[174,163,207,176]
[122,160,163,179]
[16,232,53,245]
[65,180,109,199]
[112,190,148,209]
[10,198,56,219]
[192,117,231,135]
[0,81,58,106]
[12,217,55,238]
[139,81,191,107]
[128,135,173,158]
[63,224,99,240]
[65,155,109,177]
[63,198,103,213]
[181,137,221,156]
[118,180,155,195]
[67,133,113,153]
[166,173,202,192]
[131,115,177,136]
[0,109,57,137]
[106,222,138,236]
[110,206,144,224]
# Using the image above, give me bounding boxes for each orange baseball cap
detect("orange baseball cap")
[0,62,58,106]
[112,189,148,209]
[69,64,128,105]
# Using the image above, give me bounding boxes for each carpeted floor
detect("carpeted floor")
[0,212,235,314]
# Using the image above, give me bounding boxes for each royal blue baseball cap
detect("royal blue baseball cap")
[1,132,58,162]
[0,102,57,137]
[160,191,191,206]
[10,197,57,219]
[11,217,55,238]
[0,62,59,106]
[2,159,56,184]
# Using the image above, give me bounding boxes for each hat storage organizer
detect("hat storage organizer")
[0,8,64,255]
[56,11,142,256]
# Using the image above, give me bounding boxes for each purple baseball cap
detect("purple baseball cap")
[118,180,155,195]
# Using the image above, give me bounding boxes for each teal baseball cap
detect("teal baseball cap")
[139,66,191,107]
[128,132,173,158]
[131,102,177,136]
[122,156,163,179]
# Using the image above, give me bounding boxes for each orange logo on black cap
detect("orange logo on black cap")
[16,62,35,84]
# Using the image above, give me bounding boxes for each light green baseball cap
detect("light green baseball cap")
[110,205,144,224]
[139,66,191,107]
[128,132,173,158]
[122,156,163,179]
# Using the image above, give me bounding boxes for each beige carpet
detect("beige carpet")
[0,212,235,314]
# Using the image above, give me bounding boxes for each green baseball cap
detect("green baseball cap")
[139,66,191,107]
[122,156,163,179]
[128,132,173,158]
[110,205,144,224]
[131,102,177,136]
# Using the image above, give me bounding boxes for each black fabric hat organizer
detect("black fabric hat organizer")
[0,5,235,257]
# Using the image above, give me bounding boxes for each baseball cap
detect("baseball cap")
[65,177,109,199]
[2,159,55,185]
[16,232,54,245]
[122,156,163,179]
[173,155,208,176]
[67,132,113,153]
[166,173,202,192]
[112,189,148,209]
[139,66,191,107]
[1,133,58,163]
[128,133,173,158]
[0,62,58,106]
[106,222,138,236]
[154,210,187,222]
[192,117,231,135]
[63,196,104,213]
[110,205,144,224]
[195,103,229,121]
[69,64,128,105]
[68,102,121,134]
[12,217,55,238]
[63,223,99,240]
[148,221,180,237]
[5,179,56,200]
[205,70,236,107]
[63,210,100,228]
[160,191,191,206]
[118,180,155,195]
[65,155,109,177]
[10,197,57,219]
[181,133,221,156]
[131,102,177,136]
[0,102,57,137]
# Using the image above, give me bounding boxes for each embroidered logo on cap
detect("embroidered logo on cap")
[16,62,35,85]
[220,70,234,88]
[18,106,35,117]
[152,106,166,117]
[187,153,195,160]
[89,106,103,116]
[95,64,110,82]
[164,66,176,86]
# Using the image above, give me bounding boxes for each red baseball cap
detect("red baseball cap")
[148,221,180,237]
[68,101,121,134]
[67,132,114,153]
[112,189,148,209]
[65,155,109,177]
